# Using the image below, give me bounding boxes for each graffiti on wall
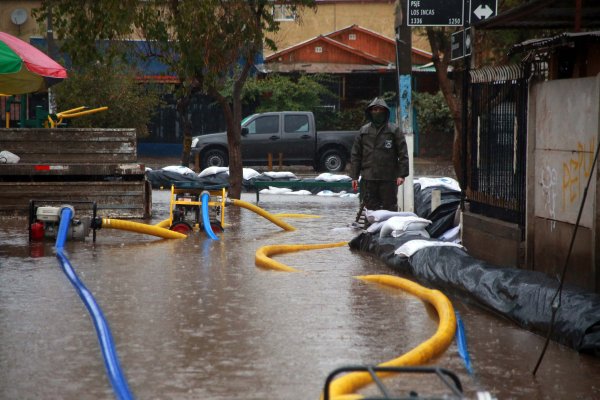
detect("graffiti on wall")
[540,164,558,231]
[562,139,596,211]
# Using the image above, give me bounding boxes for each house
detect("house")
[265,24,434,109]
[463,0,600,292]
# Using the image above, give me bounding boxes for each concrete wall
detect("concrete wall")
[527,75,600,291]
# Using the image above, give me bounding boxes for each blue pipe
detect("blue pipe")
[201,192,219,240]
[55,208,134,400]
[455,311,473,375]
[55,206,74,249]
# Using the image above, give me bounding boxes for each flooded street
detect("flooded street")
[1,190,599,399]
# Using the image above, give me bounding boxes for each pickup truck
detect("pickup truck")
[190,111,358,173]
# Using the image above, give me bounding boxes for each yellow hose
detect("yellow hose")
[101,218,186,239]
[255,242,348,272]
[154,218,171,228]
[230,199,296,231]
[325,274,456,400]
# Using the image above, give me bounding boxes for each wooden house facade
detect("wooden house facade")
[265,24,435,109]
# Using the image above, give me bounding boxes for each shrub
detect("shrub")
[52,64,162,138]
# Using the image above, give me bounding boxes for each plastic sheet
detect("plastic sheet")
[349,232,600,355]
[413,183,461,239]
[145,170,230,189]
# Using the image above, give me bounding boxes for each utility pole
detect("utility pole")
[47,5,58,114]
[395,0,414,212]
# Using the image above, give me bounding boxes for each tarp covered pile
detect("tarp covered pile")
[350,178,600,355]
[145,166,353,195]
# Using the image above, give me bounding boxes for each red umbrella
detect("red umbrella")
[0,31,67,95]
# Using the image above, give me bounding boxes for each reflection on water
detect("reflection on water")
[1,191,599,399]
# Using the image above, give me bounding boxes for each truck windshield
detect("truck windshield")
[241,115,257,126]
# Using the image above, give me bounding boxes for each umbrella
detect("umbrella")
[0,31,67,95]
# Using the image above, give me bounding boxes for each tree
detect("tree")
[51,63,161,137]
[242,74,334,113]
[36,0,315,199]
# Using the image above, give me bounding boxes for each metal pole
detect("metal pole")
[396,0,414,212]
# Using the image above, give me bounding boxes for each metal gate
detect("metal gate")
[467,65,528,226]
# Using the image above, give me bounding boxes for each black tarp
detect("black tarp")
[146,169,351,194]
[349,232,600,355]
[146,170,231,189]
[413,183,461,238]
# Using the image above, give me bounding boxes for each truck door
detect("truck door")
[282,114,314,163]
[242,114,281,162]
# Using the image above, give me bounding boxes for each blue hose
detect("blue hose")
[455,311,473,375]
[201,192,219,240]
[55,206,73,249]
[55,208,134,400]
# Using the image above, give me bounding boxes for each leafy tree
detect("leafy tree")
[242,74,334,112]
[51,64,161,137]
[35,0,315,199]
[413,91,453,136]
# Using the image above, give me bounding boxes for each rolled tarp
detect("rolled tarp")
[349,232,600,355]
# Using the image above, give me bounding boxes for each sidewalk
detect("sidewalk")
[138,155,456,179]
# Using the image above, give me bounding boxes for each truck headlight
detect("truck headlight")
[191,137,199,147]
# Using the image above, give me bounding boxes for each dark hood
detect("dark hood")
[364,97,391,124]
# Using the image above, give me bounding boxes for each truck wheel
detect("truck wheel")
[319,150,346,173]
[201,149,228,169]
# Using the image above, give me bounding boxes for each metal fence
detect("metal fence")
[467,65,528,226]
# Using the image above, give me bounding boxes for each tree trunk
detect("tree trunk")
[210,91,243,199]
[177,93,192,167]
[426,27,463,181]
[210,63,252,200]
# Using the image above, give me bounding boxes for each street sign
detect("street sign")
[470,0,497,23]
[451,30,464,61]
[407,0,464,27]
[451,28,472,61]
[465,27,472,56]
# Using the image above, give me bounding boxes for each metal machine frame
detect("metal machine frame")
[168,182,227,233]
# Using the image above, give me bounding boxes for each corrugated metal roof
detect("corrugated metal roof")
[474,0,600,30]
[510,31,600,54]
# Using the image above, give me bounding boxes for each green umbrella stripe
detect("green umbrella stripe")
[0,41,24,74]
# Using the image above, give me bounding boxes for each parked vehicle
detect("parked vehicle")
[190,111,358,172]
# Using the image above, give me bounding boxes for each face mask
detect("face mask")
[371,112,387,126]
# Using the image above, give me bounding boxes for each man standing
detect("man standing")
[350,98,409,211]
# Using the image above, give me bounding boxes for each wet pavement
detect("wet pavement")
[1,190,599,399]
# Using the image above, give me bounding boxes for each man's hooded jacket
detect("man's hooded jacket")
[350,98,409,181]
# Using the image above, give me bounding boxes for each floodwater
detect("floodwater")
[1,191,599,400]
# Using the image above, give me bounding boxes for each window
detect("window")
[273,4,295,21]
[246,116,279,135]
[315,46,323,53]
[284,115,309,133]
[349,33,357,41]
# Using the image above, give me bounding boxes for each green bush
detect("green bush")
[413,91,453,137]
[52,64,162,138]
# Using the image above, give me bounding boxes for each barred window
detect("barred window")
[273,5,295,21]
